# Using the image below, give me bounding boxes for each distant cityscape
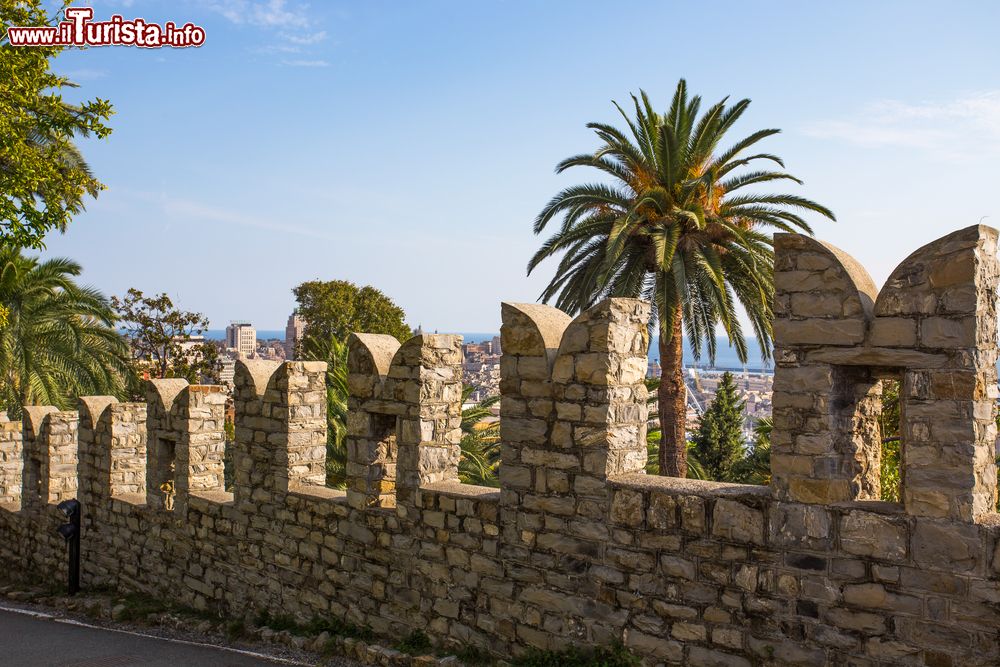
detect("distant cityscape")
[166,318,774,444]
[676,366,773,443]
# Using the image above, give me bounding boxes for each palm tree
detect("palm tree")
[644,379,706,479]
[529,79,833,477]
[299,332,349,487]
[459,386,501,486]
[0,248,131,416]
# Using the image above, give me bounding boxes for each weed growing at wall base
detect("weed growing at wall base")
[252,610,373,641]
[512,643,640,667]
[395,629,432,655]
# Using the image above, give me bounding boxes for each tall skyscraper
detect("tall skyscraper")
[225,321,256,358]
[285,312,305,360]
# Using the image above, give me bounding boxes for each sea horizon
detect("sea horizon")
[200,330,774,372]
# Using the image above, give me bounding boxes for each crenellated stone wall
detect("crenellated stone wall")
[2,225,1000,666]
[146,380,227,512]
[22,407,78,509]
[0,415,22,507]
[772,225,999,522]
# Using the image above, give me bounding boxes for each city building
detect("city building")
[175,334,205,361]
[225,321,256,359]
[462,340,501,402]
[218,356,236,388]
[285,312,305,360]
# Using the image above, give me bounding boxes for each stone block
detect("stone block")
[868,317,917,347]
[920,316,977,348]
[840,511,907,560]
[911,521,981,573]
[712,500,765,546]
[610,488,644,528]
[773,318,867,346]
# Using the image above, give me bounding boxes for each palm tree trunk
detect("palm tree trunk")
[658,308,687,477]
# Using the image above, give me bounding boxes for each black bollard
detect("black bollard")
[56,499,81,595]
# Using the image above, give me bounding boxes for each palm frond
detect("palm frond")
[530,79,834,476]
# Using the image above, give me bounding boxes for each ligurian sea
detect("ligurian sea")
[459,333,773,372]
[207,330,772,371]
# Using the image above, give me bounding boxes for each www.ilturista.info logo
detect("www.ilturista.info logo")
[7,7,205,48]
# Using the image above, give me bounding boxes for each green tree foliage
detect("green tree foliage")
[529,79,833,477]
[0,247,130,416]
[690,372,746,481]
[293,280,410,347]
[298,332,349,488]
[293,280,411,488]
[111,288,219,385]
[459,386,500,486]
[878,379,901,502]
[1,1,114,248]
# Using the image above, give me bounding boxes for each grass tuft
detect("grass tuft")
[253,610,374,641]
[512,643,640,667]
[395,629,432,655]
[455,645,494,665]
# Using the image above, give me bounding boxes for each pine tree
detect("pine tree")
[691,372,746,481]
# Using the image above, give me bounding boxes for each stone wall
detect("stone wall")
[2,225,1000,666]
[22,407,78,509]
[146,380,227,512]
[0,414,22,506]
[772,225,999,521]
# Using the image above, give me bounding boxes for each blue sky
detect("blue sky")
[35,0,1000,331]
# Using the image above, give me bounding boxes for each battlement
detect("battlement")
[2,225,1000,665]
[772,225,999,521]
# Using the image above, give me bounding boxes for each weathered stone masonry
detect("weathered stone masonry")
[3,225,1000,665]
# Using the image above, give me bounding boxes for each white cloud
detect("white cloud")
[204,0,309,29]
[203,1,329,59]
[280,29,326,45]
[159,196,339,241]
[258,43,303,54]
[802,91,1000,158]
[84,0,136,7]
[281,59,329,68]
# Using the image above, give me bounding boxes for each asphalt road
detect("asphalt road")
[0,608,327,666]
